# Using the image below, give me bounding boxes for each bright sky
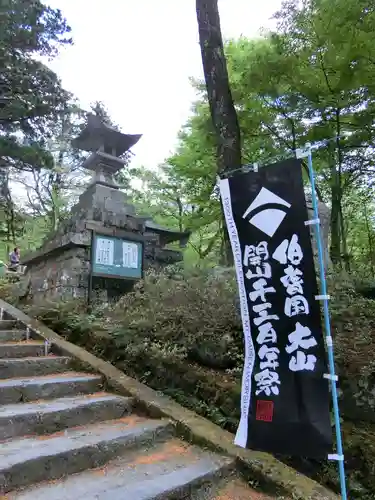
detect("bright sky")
[46,0,282,169]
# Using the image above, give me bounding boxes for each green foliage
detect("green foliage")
[124,157,223,265]
[0,277,16,302]
[16,102,87,226]
[0,0,75,250]
[161,0,375,268]
[1,0,72,133]
[110,268,243,368]
[328,273,375,377]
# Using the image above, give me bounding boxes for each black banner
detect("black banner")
[220,158,332,458]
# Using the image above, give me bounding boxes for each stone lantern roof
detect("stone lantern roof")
[72,113,141,159]
[72,114,142,188]
[145,220,191,247]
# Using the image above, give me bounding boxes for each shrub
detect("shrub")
[0,277,18,303]
[328,273,375,376]
[109,268,244,370]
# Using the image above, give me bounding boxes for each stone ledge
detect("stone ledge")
[22,233,89,267]
[0,298,339,500]
[85,221,146,241]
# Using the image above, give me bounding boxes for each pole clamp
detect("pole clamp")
[315,294,330,300]
[328,454,344,461]
[304,218,320,226]
[324,373,338,382]
[325,335,333,347]
[296,147,310,159]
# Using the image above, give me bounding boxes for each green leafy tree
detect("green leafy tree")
[14,102,87,230]
[171,0,375,268]
[0,0,73,247]
[0,0,72,133]
[272,0,375,264]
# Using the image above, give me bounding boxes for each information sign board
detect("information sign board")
[91,233,143,280]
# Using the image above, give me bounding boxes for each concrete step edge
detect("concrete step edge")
[0,372,102,387]
[0,356,72,379]
[0,341,45,346]
[0,342,48,360]
[0,321,20,331]
[10,452,234,500]
[0,417,174,493]
[0,372,104,404]
[0,329,27,334]
[0,356,70,362]
[149,458,235,500]
[0,332,27,343]
[0,393,134,440]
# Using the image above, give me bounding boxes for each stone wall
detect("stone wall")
[24,246,89,302]
[22,225,185,304]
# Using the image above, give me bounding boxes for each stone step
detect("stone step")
[0,392,133,440]
[0,416,173,493]
[0,341,45,359]
[0,356,70,379]
[0,329,26,342]
[7,437,234,500]
[0,320,20,330]
[0,372,103,404]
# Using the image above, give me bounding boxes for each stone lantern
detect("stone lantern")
[21,114,191,303]
[69,114,144,226]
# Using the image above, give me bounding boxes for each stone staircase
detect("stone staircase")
[0,314,273,499]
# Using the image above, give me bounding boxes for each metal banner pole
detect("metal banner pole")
[306,144,348,500]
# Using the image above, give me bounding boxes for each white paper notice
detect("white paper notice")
[122,242,138,269]
[95,238,114,266]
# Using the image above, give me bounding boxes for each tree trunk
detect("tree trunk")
[51,171,63,231]
[339,203,350,272]
[196,0,241,175]
[176,196,184,233]
[328,138,341,266]
[1,168,16,246]
[364,202,375,277]
[330,184,341,266]
[196,0,242,265]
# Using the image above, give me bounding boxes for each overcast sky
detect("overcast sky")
[46,0,282,169]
